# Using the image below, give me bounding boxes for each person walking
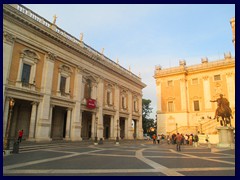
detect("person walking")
[175,133,183,151]
[194,134,199,147]
[152,134,156,144]
[157,134,161,144]
[18,129,23,143]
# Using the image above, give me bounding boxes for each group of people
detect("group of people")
[168,133,199,146]
[171,133,199,151]
[151,133,200,152]
[152,134,165,144]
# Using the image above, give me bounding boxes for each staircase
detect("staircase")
[168,119,219,135]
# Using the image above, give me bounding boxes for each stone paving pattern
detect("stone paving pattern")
[3,140,235,176]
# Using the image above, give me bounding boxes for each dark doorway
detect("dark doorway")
[51,106,67,140]
[103,115,111,139]
[81,111,92,140]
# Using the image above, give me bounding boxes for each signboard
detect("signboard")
[87,99,96,109]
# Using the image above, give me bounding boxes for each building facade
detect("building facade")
[154,18,235,135]
[3,4,146,142]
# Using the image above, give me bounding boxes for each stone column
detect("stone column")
[97,78,104,139]
[91,113,96,139]
[127,91,133,139]
[65,108,72,140]
[156,80,167,134]
[114,84,120,138]
[71,66,83,141]
[226,72,235,108]
[3,97,10,138]
[180,78,187,111]
[202,76,211,109]
[35,52,55,141]
[138,94,143,139]
[28,102,38,140]
[124,118,128,139]
[110,115,114,139]
[48,105,54,138]
[3,32,15,109]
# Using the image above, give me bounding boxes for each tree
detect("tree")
[142,99,155,134]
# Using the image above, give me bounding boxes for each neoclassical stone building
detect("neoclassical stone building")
[3,4,146,142]
[154,17,235,135]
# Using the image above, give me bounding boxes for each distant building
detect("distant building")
[154,17,235,135]
[3,4,146,142]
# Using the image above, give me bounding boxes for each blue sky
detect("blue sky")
[23,4,235,119]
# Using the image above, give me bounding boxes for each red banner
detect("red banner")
[87,99,96,109]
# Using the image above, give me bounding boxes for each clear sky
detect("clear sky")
[23,4,235,119]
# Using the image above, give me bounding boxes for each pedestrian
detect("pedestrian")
[18,129,23,143]
[157,134,160,144]
[152,134,156,144]
[167,135,170,144]
[189,134,193,145]
[175,133,182,151]
[194,134,199,147]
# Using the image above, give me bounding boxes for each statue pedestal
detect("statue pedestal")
[216,126,235,149]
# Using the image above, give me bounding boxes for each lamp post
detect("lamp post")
[176,123,178,133]
[116,119,119,144]
[94,116,98,145]
[4,98,15,150]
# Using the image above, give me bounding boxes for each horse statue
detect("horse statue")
[210,94,232,127]
[216,106,232,127]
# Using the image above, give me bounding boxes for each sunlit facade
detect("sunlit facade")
[154,17,235,135]
[3,4,146,142]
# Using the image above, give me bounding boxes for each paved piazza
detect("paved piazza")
[3,141,235,176]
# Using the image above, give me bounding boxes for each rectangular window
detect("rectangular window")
[60,76,66,94]
[134,101,136,111]
[192,78,198,85]
[21,63,31,85]
[168,101,174,112]
[194,100,200,111]
[167,80,173,87]
[122,97,125,109]
[107,92,110,105]
[214,74,221,81]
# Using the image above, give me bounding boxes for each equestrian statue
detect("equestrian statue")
[210,94,233,127]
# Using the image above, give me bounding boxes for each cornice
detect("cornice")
[4,4,146,89]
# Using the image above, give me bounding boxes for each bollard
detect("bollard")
[99,138,103,144]
[12,141,19,154]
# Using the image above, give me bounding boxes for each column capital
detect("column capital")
[202,76,209,80]
[3,32,16,45]
[31,101,39,106]
[47,52,57,62]
[226,72,233,77]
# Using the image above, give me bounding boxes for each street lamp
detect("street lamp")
[4,98,15,150]
[94,116,98,145]
[116,119,119,144]
[176,123,178,133]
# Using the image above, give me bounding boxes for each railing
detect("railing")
[168,126,198,135]
[9,4,141,81]
[200,119,218,134]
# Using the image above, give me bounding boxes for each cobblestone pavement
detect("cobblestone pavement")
[3,140,235,176]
